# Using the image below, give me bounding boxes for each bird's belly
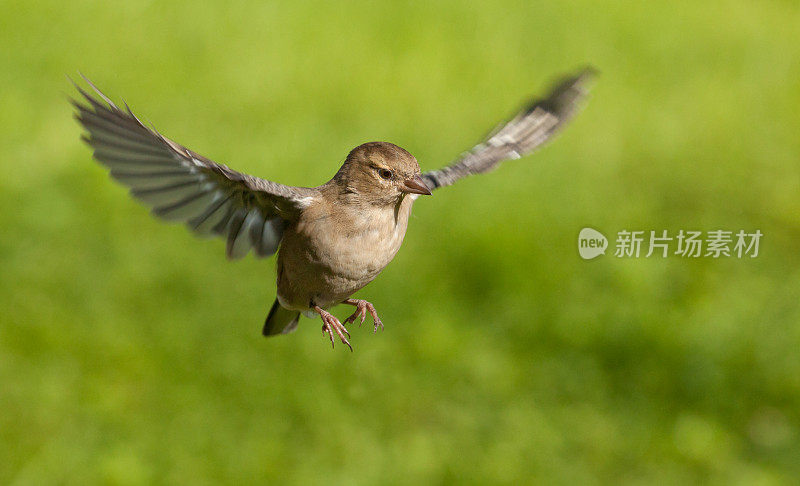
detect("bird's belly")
[276,209,409,310]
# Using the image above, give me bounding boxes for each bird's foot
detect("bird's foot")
[343,299,384,333]
[314,305,352,351]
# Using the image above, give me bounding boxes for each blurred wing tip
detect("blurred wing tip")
[577,65,600,79]
[66,94,87,115]
[65,74,81,93]
[123,101,149,129]
[566,66,600,94]
[80,74,113,103]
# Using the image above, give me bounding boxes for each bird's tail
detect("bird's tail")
[263,299,301,336]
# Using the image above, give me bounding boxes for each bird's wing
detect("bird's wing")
[71,76,315,260]
[422,67,596,191]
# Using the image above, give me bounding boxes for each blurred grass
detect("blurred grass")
[2,0,800,484]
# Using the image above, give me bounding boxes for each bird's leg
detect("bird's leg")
[313,305,352,351]
[343,299,384,333]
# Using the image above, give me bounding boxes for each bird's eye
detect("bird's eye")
[378,168,393,180]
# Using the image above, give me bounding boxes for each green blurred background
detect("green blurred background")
[2,0,800,484]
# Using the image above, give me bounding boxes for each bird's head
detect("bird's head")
[332,141,432,205]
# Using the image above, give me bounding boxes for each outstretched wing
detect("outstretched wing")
[71,76,316,260]
[422,67,596,191]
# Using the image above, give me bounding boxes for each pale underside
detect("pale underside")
[277,194,417,313]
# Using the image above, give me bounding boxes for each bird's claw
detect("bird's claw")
[344,306,367,326]
[318,308,352,351]
[344,300,384,333]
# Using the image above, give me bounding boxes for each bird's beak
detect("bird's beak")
[400,174,432,196]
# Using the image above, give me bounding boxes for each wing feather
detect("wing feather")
[257,218,283,257]
[190,193,236,236]
[72,75,315,259]
[422,67,596,191]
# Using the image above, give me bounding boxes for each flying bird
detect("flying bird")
[71,67,595,350]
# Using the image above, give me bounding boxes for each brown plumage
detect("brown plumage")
[71,67,595,350]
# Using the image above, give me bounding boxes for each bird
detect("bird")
[71,67,595,350]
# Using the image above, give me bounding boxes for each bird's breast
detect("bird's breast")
[308,201,411,278]
[276,196,415,308]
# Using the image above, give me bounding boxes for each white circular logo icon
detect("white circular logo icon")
[578,228,608,260]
